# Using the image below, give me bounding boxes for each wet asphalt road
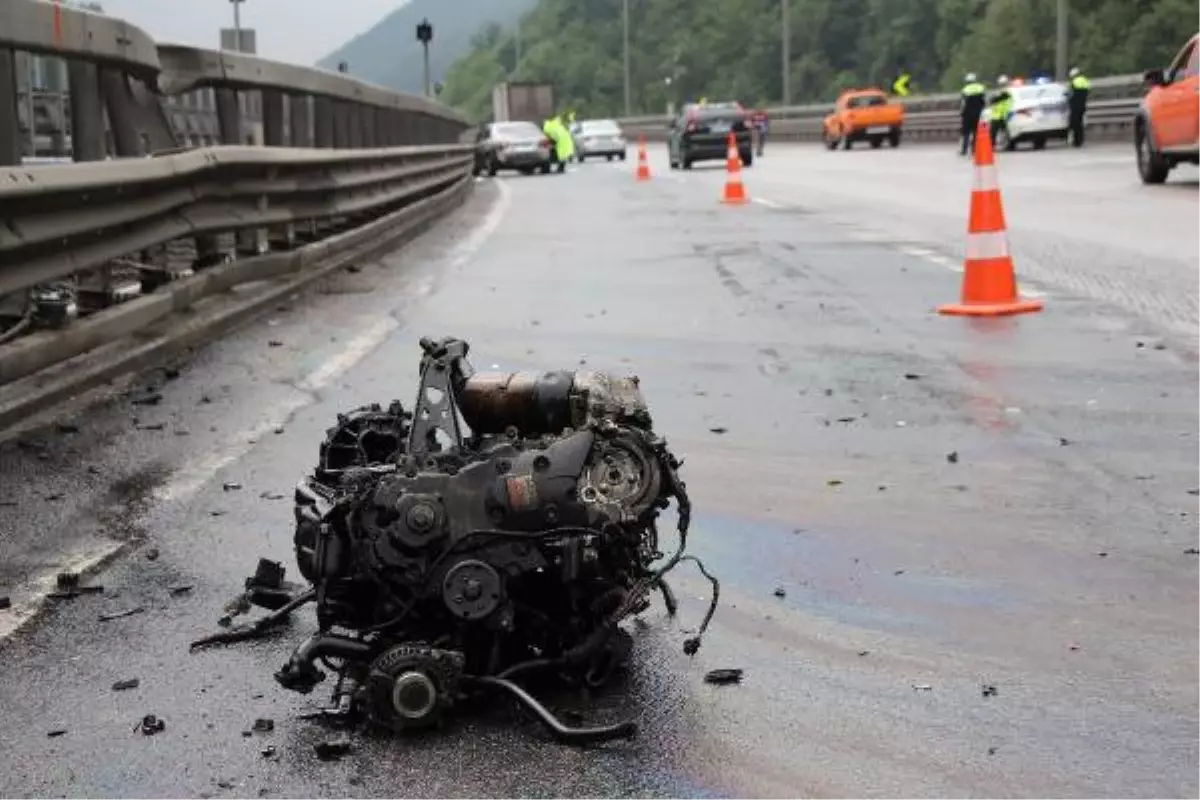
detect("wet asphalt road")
[0,145,1197,798]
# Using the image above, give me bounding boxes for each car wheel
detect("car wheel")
[539,163,551,175]
[1033,137,1047,150]
[619,152,627,161]
[888,128,902,148]
[824,135,838,151]
[870,137,883,149]
[841,136,852,150]
[996,128,1015,152]
[682,156,693,169]
[1136,122,1171,185]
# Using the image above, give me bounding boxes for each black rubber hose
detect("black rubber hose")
[469,676,638,745]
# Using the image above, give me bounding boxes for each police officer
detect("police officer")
[988,78,1012,149]
[542,113,574,173]
[1067,67,1091,147]
[959,73,987,156]
[893,67,912,98]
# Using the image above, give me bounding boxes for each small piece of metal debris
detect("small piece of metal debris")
[273,427,285,435]
[217,780,235,790]
[47,729,67,738]
[145,548,160,561]
[112,678,140,691]
[709,427,728,434]
[259,491,286,501]
[222,482,243,492]
[261,745,277,758]
[169,585,194,596]
[1185,548,1199,555]
[835,415,859,424]
[267,340,284,348]
[210,510,226,517]
[987,746,998,756]
[893,569,905,576]
[253,718,275,733]
[1058,437,1071,446]
[946,451,959,464]
[912,683,933,691]
[56,422,80,434]
[826,479,843,487]
[857,650,870,657]
[137,714,166,735]
[981,684,998,697]
[314,739,353,761]
[131,391,164,406]
[773,587,786,598]
[137,423,166,431]
[99,607,145,622]
[903,373,922,380]
[704,668,744,685]
[1097,551,1108,558]
[1068,643,1080,651]
[45,492,66,501]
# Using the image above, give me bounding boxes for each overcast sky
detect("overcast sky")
[95,0,404,64]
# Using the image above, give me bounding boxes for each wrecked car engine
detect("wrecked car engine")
[194,337,718,744]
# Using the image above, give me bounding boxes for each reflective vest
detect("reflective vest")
[893,73,912,97]
[1070,74,1091,91]
[989,94,1011,121]
[961,82,985,97]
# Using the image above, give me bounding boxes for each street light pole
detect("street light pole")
[416,18,434,98]
[622,0,631,117]
[1055,0,1068,81]
[230,0,244,52]
[781,0,790,105]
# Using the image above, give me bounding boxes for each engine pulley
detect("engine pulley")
[442,559,503,622]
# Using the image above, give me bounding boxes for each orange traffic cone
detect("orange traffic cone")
[720,133,748,205]
[938,120,1042,317]
[635,137,651,181]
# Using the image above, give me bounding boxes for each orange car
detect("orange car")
[1136,32,1199,184]
[822,89,905,150]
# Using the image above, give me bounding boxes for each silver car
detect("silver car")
[474,121,554,176]
[573,119,627,162]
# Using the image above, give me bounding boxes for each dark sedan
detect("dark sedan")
[668,103,754,169]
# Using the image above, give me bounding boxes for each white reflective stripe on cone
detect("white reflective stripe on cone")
[966,230,1010,260]
[973,164,1000,191]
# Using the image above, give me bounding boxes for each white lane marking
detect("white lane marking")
[0,178,515,644]
[753,197,784,209]
[900,245,962,273]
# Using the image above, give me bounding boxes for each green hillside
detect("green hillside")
[317,0,537,95]
[439,0,1193,121]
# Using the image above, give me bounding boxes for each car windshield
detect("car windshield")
[580,120,621,135]
[693,107,744,122]
[847,94,887,108]
[1012,84,1068,104]
[492,122,542,141]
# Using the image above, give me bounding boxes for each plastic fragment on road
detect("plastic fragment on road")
[704,669,744,685]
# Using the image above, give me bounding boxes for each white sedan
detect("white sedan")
[997,81,1072,151]
[572,119,627,162]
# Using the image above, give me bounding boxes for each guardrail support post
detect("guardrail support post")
[0,48,20,166]
[333,101,351,148]
[314,97,334,148]
[67,60,107,161]
[361,106,376,148]
[375,107,389,147]
[289,93,312,147]
[261,89,294,250]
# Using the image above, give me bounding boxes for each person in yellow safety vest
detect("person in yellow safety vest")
[988,79,1013,149]
[1067,67,1091,147]
[959,73,987,156]
[542,114,575,173]
[892,68,912,97]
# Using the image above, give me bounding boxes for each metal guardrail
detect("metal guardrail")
[0,143,473,386]
[617,74,1146,143]
[0,0,479,410]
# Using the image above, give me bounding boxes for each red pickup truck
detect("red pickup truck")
[1136,32,1200,184]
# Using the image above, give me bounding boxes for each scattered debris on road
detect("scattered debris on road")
[827,479,844,487]
[903,373,922,380]
[314,739,353,761]
[709,426,728,434]
[222,482,243,492]
[136,714,166,735]
[268,340,284,348]
[773,587,786,598]
[261,745,277,758]
[46,729,67,738]
[1185,548,1199,555]
[946,451,959,464]
[131,391,164,406]
[912,683,933,691]
[252,718,275,733]
[99,607,145,622]
[55,421,80,434]
[136,423,166,432]
[112,678,140,692]
[169,585,194,596]
[704,668,744,685]
[259,491,286,501]
[981,684,998,698]
[1058,437,1071,446]
[145,548,160,561]
[857,650,870,657]
[49,572,103,599]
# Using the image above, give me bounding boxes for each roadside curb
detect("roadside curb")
[0,174,472,434]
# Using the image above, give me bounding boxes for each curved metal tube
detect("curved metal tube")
[468,676,638,746]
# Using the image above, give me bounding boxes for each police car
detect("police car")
[995,77,1071,151]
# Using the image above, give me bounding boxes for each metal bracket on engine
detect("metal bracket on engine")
[409,337,474,457]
